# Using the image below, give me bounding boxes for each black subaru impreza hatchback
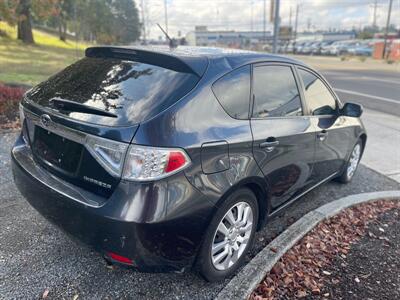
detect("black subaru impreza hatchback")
[12,46,366,281]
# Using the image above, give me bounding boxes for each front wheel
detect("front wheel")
[336,140,363,183]
[195,188,258,282]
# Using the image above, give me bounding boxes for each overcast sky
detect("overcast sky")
[134,0,400,40]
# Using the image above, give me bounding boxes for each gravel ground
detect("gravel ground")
[322,208,400,300]
[1,131,400,300]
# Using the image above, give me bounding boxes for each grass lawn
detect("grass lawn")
[0,22,91,86]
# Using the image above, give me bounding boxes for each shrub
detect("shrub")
[0,84,27,130]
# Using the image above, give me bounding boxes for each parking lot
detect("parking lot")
[1,58,399,299]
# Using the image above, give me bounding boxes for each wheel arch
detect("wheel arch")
[359,133,367,156]
[214,177,270,231]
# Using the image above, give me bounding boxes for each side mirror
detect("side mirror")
[341,102,363,117]
[312,105,336,116]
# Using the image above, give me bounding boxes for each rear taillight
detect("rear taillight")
[85,135,128,177]
[85,136,190,181]
[122,144,191,181]
[107,252,133,265]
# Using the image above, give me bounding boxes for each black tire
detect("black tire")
[336,140,363,184]
[195,188,259,282]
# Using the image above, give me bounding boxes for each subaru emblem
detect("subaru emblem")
[40,114,51,127]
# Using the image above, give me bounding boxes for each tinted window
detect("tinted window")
[212,65,250,119]
[298,69,337,115]
[252,65,302,118]
[27,57,200,126]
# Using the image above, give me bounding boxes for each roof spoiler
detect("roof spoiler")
[85,46,207,77]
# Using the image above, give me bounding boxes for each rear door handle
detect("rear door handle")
[317,130,328,141]
[260,140,280,152]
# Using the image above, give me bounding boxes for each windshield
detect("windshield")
[27,57,200,126]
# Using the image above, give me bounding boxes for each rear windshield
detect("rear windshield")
[27,57,200,126]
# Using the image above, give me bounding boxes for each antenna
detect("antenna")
[157,23,177,49]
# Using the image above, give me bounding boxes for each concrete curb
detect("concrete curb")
[216,190,400,300]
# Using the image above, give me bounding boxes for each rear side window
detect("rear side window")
[298,69,337,116]
[212,65,250,120]
[27,57,200,126]
[252,65,302,118]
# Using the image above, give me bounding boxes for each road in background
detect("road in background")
[325,69,400,117]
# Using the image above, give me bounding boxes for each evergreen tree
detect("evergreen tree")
[111,0,141,44]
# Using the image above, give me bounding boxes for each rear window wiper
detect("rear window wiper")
[49,97,117,118]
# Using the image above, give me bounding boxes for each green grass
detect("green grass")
[0,22,91,86]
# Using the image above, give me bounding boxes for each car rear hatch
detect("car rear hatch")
[20,46,207,199]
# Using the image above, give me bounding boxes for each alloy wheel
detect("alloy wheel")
[347,144,361,179]
[211,201,254,271]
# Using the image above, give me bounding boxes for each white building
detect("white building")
[186,26,272,47]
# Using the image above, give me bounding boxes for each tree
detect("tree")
[0,1,17,26]
[0,0,141,45]
[56,0,73,41]
[0,0,59,44]
[78,0,115,43]
[17,0,34,43]
[111,0,141,44]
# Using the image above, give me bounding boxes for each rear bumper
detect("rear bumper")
[11,135,214,272]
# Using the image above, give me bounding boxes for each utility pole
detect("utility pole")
[289,6,292,40]
[251,0,254,32]
[263,0,266,42]
[141,0,146,43]
[372,0,378,28]
[272,0,280,53]
[382,0,393,59]
[164,0,169,36]
[293,4,299,51]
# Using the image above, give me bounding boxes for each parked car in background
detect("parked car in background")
[318,41,335,55]
[294,41,307,54]
[284,42,295,54]
[309,42,321,55]
[327,41,343,55]
[329,40,361,56]
[348,40,374,56]
[12,46,366,282]
[298,41,315,54]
